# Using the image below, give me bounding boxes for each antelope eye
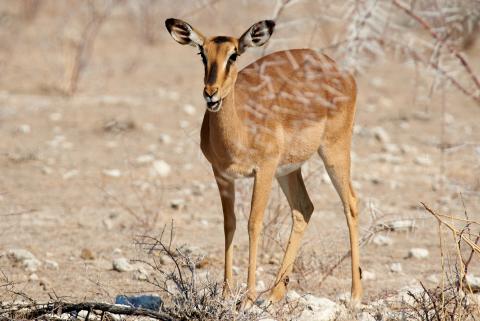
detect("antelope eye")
[229,53,237,62]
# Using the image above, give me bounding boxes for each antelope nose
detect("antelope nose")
[203,87,218,101]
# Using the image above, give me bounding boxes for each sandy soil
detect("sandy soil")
[0,0,479,306]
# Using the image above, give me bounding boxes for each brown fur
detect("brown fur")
[166,19,361,305]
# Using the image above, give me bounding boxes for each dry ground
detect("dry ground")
[0,0,479,306]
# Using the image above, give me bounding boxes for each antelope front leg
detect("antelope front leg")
[246,165,276,304]
[213,168,236,296]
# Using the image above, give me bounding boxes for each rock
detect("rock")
[390,263,402,273]
[7,249,36,262]
[17,124,31,134]
[24,258,41,272]
[152,160,171,177]
[133,267,149,281]
[387,220,416,231]
[159,255,171,265]
[335,292,350,304]
[382,143,400,154]
[159,134,172,144]
[7,249,41,272]
[170,199,185,210]
[297,295,341,321]
[362,270,376,281]
[103,169,122,178]
[286,290,301,302]
[62,169,79,180]
[466,274,480,292]
[372,127,391,144]
[80,248,95,260]
[183,104,196,115]
[113,257,133,272]
[44,259,59,270]
[414,155,432,166]
[408,248,429,259]
[372,235,393,246]
[136,154,154,165]
[29,273,39,281]
[179,120,189,128]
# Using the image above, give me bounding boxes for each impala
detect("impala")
[165,18,361,304]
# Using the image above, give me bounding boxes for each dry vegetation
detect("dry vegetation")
[0,0,479,320]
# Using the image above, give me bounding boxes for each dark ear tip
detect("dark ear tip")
[265,20,276,32]
[165,18,175,31]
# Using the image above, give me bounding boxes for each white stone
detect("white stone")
[362,270,376,280]
[286,290,301,301]
[372,235,393,246]
[466,274,480,292]
[7,249,36,262]
[408,248,429,259]
[170,199,185,210]
[159,133,172,144]
[136,154,154,165]
[103,169,122,178]
[133,267,149,281]
[414,155,432,166]
[29,273,39,281]
[372,127,391,144]
[44,260,59,270]
[17,124,31,134]
[390,263,402,273]
[62,169,79,180]
[183,104,196,115]
[297,295,340,321]
[24,258,41,272]
[387,219,415,231]
[152,160,171,177]
[112,258,133,272]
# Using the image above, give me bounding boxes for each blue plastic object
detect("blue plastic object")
[115,294,162,311]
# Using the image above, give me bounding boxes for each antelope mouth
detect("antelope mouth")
[206,100,222,112]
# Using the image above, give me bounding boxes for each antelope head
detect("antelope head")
[165,18,275,112]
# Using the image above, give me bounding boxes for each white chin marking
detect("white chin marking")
[207,100,222,112]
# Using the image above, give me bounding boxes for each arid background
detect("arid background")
[0,0,479,318]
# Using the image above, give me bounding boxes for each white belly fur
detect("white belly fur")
[275,162,304,177]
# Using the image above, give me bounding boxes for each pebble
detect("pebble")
[17,124,31,134]
[24,258,41,272]
[44,259,59,270]
[152,160,171,177]
[387,219,416,231]
[372,127,391,144]
[103,169,122,178]
[183,104,196,115]
[170,199,185,210]
[390,263,402,273]
[62,169,79,180]
[159,134,172,144]
[136,154,154,165]
[113,257,133,272]
[466,274,480,292]
[297,295,341,321]
[372,235,393,246]
[408,248,429,259]
[29,273,39,281]
[7,249,36,262]
[362,270,376,280]
[414,155,432,166]
[133,267,149,281]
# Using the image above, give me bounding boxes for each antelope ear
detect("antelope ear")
[165,18,205,48]
[238,20,275,54]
